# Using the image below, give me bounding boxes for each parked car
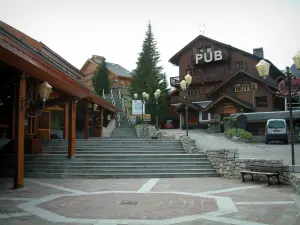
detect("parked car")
[163,120,175,129]
[265,119,288,144]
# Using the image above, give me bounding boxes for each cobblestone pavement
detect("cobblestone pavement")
[0,177,299,225]
[163,129,300,165]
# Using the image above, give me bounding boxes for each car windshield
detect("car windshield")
[268,120,285,129]
[166,120,172,124]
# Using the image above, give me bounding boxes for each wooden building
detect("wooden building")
[80,55,133,94]
[0,21,119,188]
[169,35,284,129]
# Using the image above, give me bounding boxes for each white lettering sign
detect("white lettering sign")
[235,83,258,92]
[195,50,223,64]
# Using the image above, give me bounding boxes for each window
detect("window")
[255,96,268,107]
[199,112,211,121]
[236,61,243,69]
[268,120,285,129]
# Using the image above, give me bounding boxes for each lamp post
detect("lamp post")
[255,51,300,165]
[22,81,53,118]
[180,73,193,136]
[154,89,161,130]
[134,92,149,122]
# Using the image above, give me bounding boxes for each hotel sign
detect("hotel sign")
[235,83,258,93]
[195,50,223,64]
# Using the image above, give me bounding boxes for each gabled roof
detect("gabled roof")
[206,69,277,97]
[84,55,133,79]
[174,103,203,112]
[168,35,282,76]
[106,62,132,78]
[203,94,254,112]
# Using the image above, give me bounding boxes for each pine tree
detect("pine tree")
[130,22,170,125]
[92,61,110,95]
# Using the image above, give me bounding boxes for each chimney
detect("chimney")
[253,48,264,58]
[92,55,106,64]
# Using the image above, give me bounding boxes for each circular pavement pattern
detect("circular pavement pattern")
[38,193,217,220]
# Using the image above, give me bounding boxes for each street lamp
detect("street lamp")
[22,81,53,118]
[256,51,300,165]
[180,73,193,136]
[154,89,161,130]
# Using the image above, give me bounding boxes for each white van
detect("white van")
[265,119,288,144]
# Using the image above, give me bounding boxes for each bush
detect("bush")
[225,128,252,141]
[223,117,237,131]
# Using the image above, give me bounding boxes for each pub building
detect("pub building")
[0,21,119,188]
[168,35,287,132]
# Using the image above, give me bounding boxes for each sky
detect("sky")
[1,0,300,83]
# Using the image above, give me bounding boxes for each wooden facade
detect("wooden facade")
[0,21,119,188]
[80,55,132,93]
[168,35,284,128]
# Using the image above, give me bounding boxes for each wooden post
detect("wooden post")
[64,102,69,139]
[12,84,16,139]
[14,73,26,189]
[68,100,76,158]
[99,108,103,137]
[84,100,89,139]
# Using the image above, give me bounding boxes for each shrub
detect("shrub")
[225,128,252,141]
[223,117,237,131]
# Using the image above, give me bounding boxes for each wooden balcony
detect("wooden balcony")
[170,76,180,87]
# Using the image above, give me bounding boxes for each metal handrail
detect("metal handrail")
[110,89,120,127]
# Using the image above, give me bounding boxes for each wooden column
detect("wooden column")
[64,102,69,139]
[83,100,89,139]
[12,84,17,139]
[99,109,103,137]
[14,74,26,189]
[68,101,76,158]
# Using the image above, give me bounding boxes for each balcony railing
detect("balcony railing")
[170,76,180,87]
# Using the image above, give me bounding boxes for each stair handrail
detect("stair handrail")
[111,89,120,127]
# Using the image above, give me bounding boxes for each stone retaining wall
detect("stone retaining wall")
[135,124,175,140]
[204,149,298,188]
[179,136,200,153]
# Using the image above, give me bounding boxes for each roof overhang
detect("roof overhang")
[203,94,254,112]
[1,27,118,113]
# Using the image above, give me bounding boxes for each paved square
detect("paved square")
[0,177,299,225]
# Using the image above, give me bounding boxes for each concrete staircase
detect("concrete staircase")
[104,91,129,128]
[0,139,218,178]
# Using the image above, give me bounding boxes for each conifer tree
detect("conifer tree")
[130,22,170,125]
[92,61,110,95]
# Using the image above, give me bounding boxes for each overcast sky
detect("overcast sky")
[1,0,299,82]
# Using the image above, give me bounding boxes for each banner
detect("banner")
[132,114,151,122]
[132,100,144,115]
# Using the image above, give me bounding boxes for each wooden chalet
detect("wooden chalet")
[168,35,285,130]
[0,21,119,188]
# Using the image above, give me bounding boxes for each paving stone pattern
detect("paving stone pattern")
[0,177,299,225]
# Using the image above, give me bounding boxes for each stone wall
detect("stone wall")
[290,173,300,194]
[204,149,292,184]
[179,136,200,153]
[135,124,175,140]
